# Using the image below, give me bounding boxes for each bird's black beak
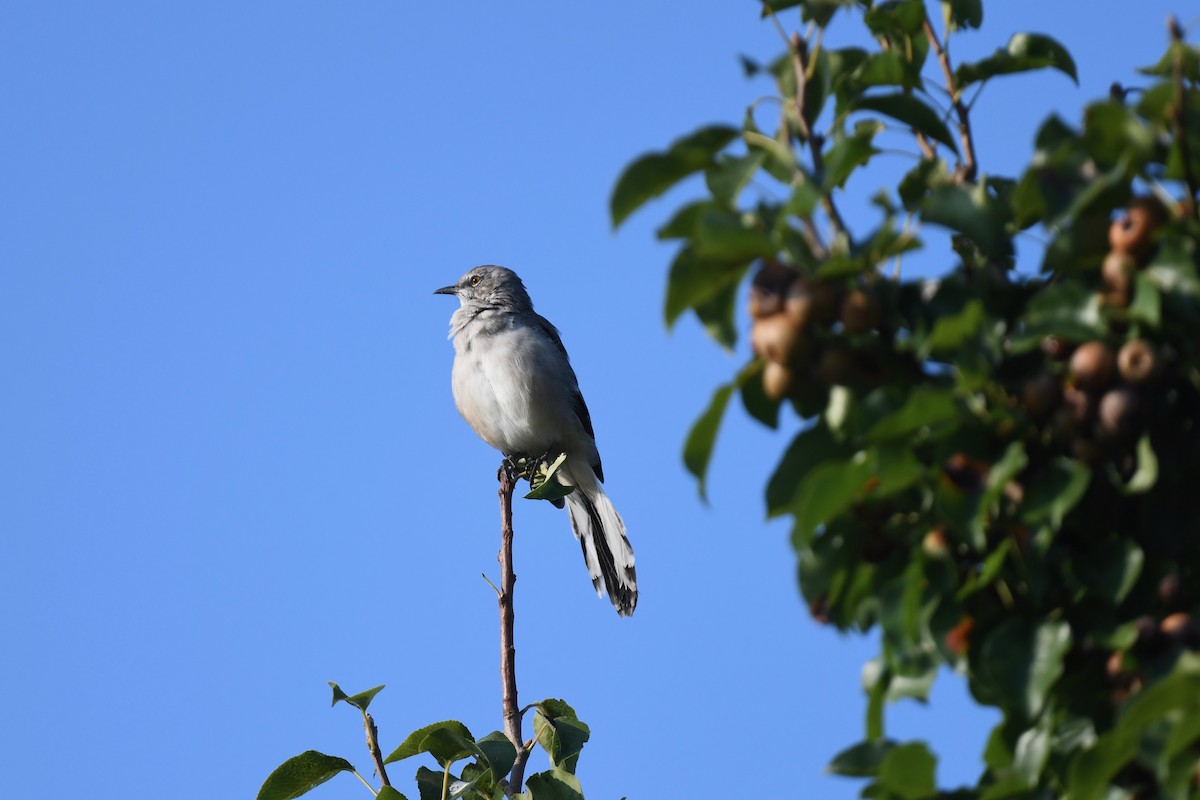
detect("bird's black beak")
[433,285,458,296]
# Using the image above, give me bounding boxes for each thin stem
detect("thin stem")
[497,465,532,796]
[922,16,978,183]
[351,770,379,796]
[1170,15,1199,218]
[364,712,391,788]
[441,762,451,800]
[764,4,847,245]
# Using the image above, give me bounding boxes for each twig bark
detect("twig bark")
[1169,15,1199,219]
[497,464,531,796]
[923,17,978,183]
[364,712,391,788]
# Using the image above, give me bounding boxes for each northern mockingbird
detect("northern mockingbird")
[435,265,638,617]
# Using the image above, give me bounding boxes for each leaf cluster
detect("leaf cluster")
[613,2,1200,797]
[258,685,594,800]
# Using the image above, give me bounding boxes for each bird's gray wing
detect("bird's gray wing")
[533,313,604,482]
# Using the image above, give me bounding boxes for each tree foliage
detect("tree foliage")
[614,2,1200,797]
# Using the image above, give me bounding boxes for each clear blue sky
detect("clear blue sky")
[0,2,1186,798]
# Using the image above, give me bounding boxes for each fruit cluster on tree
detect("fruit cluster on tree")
[613,1,1200,797]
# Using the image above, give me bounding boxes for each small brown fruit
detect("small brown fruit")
[1102,251,1137,292]
[922,528,949,559]
[1022,373,1062,419]
[751,313,805,365]
[1117,340,1158,385]
[1041,336,1068,359]
[945,617,974,657]
[1159,572,1183,607]
[762,360,795,401]
[1105,650,1128,682]
[943,453,989,491]
[749,261,796,319]
[1070,341,1117,392]
[808,280,840,325]
[784,281,814,329]
[1108,197,1167,262]
[1160,612,1200,648]
[840,289,881,334]
[1097,386,1142,440]
[815,346,856,386]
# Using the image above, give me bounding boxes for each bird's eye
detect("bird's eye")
[469,275,482,286]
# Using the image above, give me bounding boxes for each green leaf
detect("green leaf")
[664,245,751,327]
[533,700,590,774]
[739,359,781,429]
[978,619,1071,720]
[476,732,517,784]
[1118,434,1158,495]
[1009,280,1106,352]
[877,741,937,800]
[1068,654,1200,800]
[852,94,958,153]
[1074,539,1144,605]
[1128,273,1162,329]
[656,200,714,241]
[822,124,881,190]
[864,0,926,37]
[683,382,735,501]
[921,183,1012,258]
[692,273,740,350]
[385,721,476,768]
[791,452,875,546]
[767,422,853,515]
[523,769,584,800]
[706,151,766,208]
[955,33,1079,89]
[922,299,983,355]
[611,125,740,227]
[941,0,983,31]
[256,751,355,800]
[524,453,576,502]
[956,539,1013,601]
[692,210,777,260]
[1083,101,1156,169]
[376,787,410,800]
[1020,459,1092,530]
[413,766,448,800]
[743,130,798,178]
[866,386,959,441]
[828,739,898,777]
[329,682,385,712]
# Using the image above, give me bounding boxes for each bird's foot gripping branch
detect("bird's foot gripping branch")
[613,1,1200,797]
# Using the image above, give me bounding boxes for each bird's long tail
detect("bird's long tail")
[562,467,637,617]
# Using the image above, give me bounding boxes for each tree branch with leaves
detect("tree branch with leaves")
[613,1,1200,797]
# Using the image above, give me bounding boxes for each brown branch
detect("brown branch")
[923,17,977,183]
[762,6,847,251]
[364,712,391,788]
[497,464,531,796]
[785,31,849,240]
[1170,15,1199,219]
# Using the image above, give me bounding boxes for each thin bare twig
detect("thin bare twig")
[497,464,531,796]
[364,712,391,789]
[922,17,978,183]
[1169,15,1199,218]
[763,4,847,250]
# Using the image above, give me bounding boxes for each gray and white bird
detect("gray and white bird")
[435,265,637,617]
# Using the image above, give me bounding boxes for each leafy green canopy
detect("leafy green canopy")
[614,1,1200,798]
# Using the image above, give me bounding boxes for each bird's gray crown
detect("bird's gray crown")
[434,265,533,312]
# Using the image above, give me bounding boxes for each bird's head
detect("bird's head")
[434,265,532,311]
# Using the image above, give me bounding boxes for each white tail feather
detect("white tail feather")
[561,460,637,616]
